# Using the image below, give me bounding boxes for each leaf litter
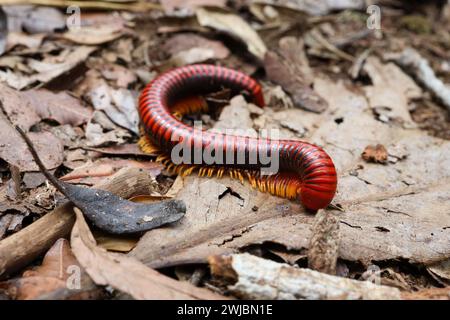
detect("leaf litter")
[0,1,449,300]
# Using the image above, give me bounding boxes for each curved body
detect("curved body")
[138,64,337,210]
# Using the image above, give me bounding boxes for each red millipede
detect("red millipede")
[138,64,337,211]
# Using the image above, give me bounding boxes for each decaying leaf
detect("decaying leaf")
[161,33,230,67]
[22,89,92,126]
[264,37,328,113]
[0,116,63,171]
[0,46,97,90]
[196,7,267,59]
[84,111,132,147]
[361,144,388,164]
[87,84,139,134]
[61,25,125,45]
[363,56,422,127]
[71,207,225,299]
[0,238,99,300]
[161,0,226,15]
[60,158,162,186]
[3,6,65,34]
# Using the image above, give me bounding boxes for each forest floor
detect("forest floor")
[0,0,449,300]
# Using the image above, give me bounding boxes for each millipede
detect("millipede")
[138,64,337,211]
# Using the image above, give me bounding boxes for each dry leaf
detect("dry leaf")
[0,116,63,171]
[70,207,226,299]
[264,37,328,113]
[85,111,132,147]
[61,159,163,186]
[196,7,267,59]
[22,89,92,126]
[0,46,97,90]
[161,33,230,67]
[361,144,388,164]
[363,57,422,127]
[161,0,226,15]
[0,239,98,300]
[61,25,125,45]
[87,84,139,134]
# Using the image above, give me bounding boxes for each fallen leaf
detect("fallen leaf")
[196,7,267,59]
[161,0,226,15]
[84,143,155,157]
[162,33,229,66]
[264,37,328,113]
[61,25,125,45]
[61,159,163,186]
[22,89,92,126]
[6,32,45,51]
[70,207,226,299]
[361,144,388,164]
[87,84,139,134]
[0,46,97,90]
[3,6,65,34]
[16,126,185,235]
[0,238,99,300]
[0,116,63,171]
[85,111,132,147]
[363,56,422,128]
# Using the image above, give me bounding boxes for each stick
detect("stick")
[210,254,401,300]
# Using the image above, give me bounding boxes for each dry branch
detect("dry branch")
[210,254,401,300]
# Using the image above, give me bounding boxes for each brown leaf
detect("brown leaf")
[86,83,139,134]
[22,89,92,126]
[161,0,226,15]
[0,46,97,90]
[0,116,63,171]
[162,33,229,67]
[61,25,125,45]
[0,239,98,300]
[363,57,422,127]
[70,207,226,300]
[60,159,163,186]
[361,144,388,164]
[23,239,83,280]
[264,37,328,113]
[195,7,267,59]
[84,143,155,157]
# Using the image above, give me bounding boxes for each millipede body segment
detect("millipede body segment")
[138,64,337,210]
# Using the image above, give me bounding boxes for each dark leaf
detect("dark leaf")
[15,126,186,235]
